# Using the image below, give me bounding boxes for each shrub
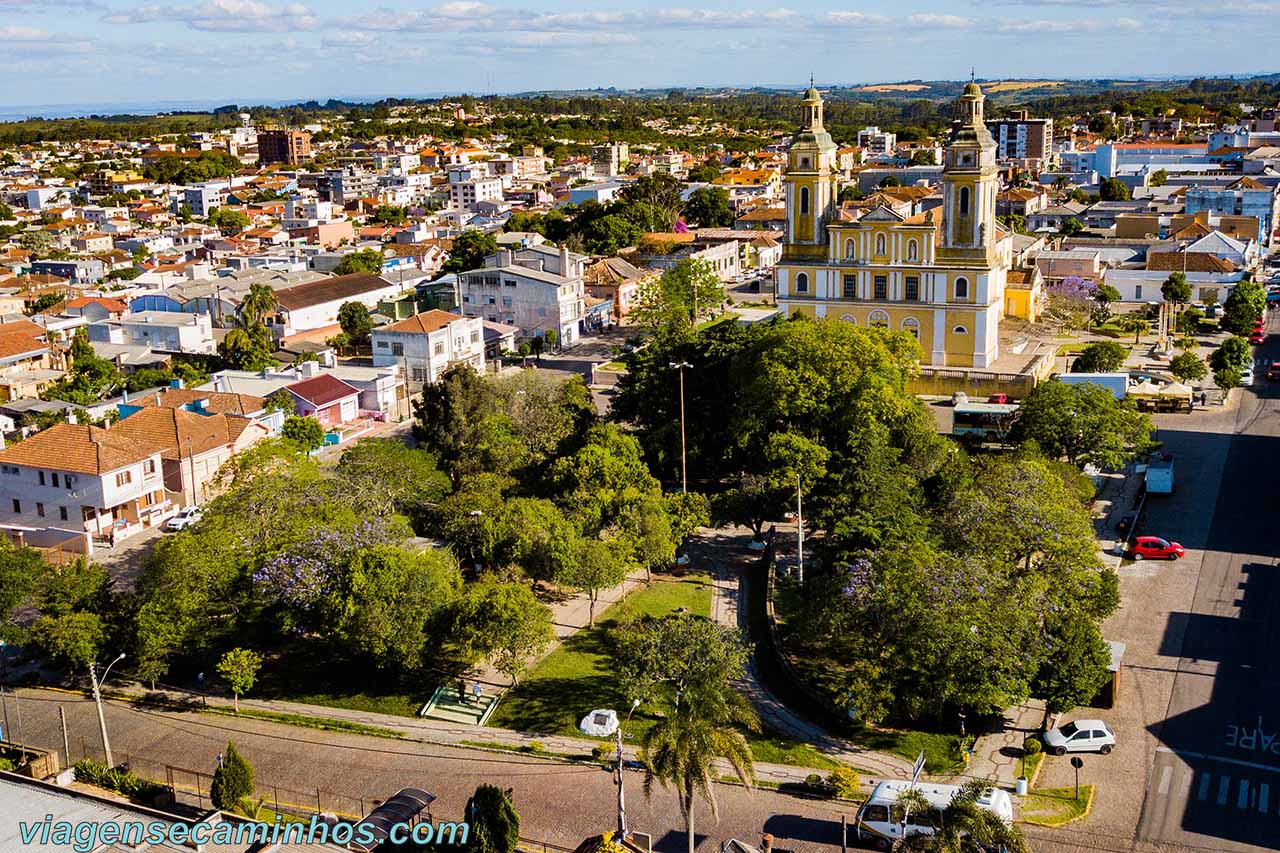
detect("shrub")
[209,742,254,812]
[522,741,546,755]
[803,773,826,791]
[1024,737,1043,756]
[826,766,861,799]
[0,757,14,771]
[73,758,166,801]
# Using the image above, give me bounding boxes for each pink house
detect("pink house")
[286,374,360,427]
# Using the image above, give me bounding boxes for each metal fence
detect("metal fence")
[64,736,372,821]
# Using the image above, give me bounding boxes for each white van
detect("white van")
[853,780,1014,850]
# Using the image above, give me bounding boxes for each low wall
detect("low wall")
[1,743,60,779]
[907,352,1054,398]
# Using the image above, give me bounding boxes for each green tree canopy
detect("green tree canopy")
[443,230,499,273]
[1222,278,1266,335]
[1010,379,1154,469]
[333,248,385,276]
[337,300,374,343]
[1099,177,1132,201]
[681,187,733,228]
[1072,341,1128,373]
[629,258,724,342]
[1169,351,1207,383]
[216,647,262,714]
[281,415,325,451]
[453,579,554,684]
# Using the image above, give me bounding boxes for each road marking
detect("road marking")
[1260,782,1270,814]
[1157,746,1280,775]
[1159,766,1172,795]
[1198,772,1211,801]
[1239,778,1250,809]
[1218,775,1231,806]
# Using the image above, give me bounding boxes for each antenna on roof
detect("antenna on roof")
[810,73,814,88]
[970,67,976,83]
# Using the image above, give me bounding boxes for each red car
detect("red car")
[1250,331,1266,345]
[1131,536,1185,561]
[1269,360,1280,381]
[987,393,1011,404]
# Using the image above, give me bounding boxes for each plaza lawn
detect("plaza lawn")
[1020,785,1094,827]
[485,573,713,739]
[486,572,840,769]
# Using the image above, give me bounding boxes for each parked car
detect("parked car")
[1043,720,1117,756]
[987,393,1011,404]
[1241,365,1256,386]
[166,506,203,531]
[1249,330,1266,345]
[1268,361,1280,381]
[1130,535,1185,561]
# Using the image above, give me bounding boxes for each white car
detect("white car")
[1241,365,1255,386]
[166,506,203,531]
[1042,719,1116,756]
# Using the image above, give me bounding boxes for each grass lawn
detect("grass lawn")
[748,731,844,771]
[279,690,422,717]
[202,706,405,739]
[486,573,714,739]
[1020,785,1094,827]
[599,361,628,372]
[485,573,841,769]
[857,727,968,775]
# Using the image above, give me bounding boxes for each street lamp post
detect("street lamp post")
[669,361,692,493]
[89,652,126,767]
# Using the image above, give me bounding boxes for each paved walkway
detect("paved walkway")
[691,524,915,783]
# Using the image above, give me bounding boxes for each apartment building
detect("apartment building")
[987,112,1054,169]
[371,309,485,386]
[257,129,312,165]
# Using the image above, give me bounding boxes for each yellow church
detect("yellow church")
[776,81,1023,369]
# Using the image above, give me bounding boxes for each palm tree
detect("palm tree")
[1117,314,1151,345]
[891,780,1027,853]
[239,282,278,329]
[641,688,758,853]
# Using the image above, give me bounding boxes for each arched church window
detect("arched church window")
[959,186,970,216]
[869,309,889,328]
[800,186,810,215]
[795,272,809,293]
[841,314,857,323]
[902,317,920,339]
[955,277,969,299]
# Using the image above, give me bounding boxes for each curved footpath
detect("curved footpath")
[691,524,916,782]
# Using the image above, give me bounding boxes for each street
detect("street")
[4,687,855,853]
[1132,341,1280,852]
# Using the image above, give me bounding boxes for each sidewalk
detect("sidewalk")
[57,682,837,788]
[694,525,916,783]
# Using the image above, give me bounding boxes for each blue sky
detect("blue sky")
[3,0,1278,110]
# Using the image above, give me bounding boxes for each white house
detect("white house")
[457,246,586,346]
[270,273,405,336]
[87,311,217,355]
[371,309,485,387]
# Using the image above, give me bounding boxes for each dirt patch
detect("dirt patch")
[857,83,931,93]
[984,80,1065,93]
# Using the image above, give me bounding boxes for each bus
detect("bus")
[951,402,1019,442]
[853,780,1014,850]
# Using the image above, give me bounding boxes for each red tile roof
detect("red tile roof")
[286,374,359,406]
[381,309,464,335]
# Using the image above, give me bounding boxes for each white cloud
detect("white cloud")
[105,0,317,32]
[907,13,975,28]
[0,24,51,39]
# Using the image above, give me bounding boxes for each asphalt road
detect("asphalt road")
[1132,315,1280,851]
[3,687,857,853]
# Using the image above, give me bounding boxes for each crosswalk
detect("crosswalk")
[1152,764,1280,816]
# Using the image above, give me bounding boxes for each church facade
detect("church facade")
[775,82,1016,369]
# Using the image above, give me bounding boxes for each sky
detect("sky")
[3,0,1279,113]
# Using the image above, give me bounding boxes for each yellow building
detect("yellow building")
[776,82,1016,368]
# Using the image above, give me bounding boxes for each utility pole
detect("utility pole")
[669,361,691,492]
[188,437,199,506]
[59,706,70,767]
[89,653,125,767]
[796,472,804,584]
[0,639,9,742]
[614,724,627,838]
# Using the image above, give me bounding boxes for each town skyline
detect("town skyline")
[5,0,1280,110]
